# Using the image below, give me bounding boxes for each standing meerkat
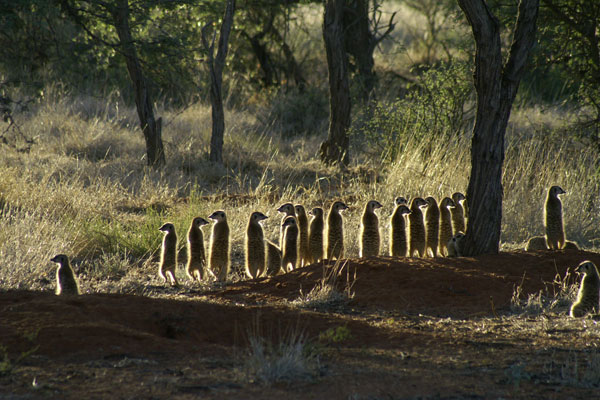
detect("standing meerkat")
[50,254,80,295]
[158,222,178,286]
[545,185,566,250]
[308,207,325,264]
[277,203,295,248]
[265,240,282,276]
[390,198,411,257]
[451,192,466,235]
[438,197,455,256]
[326,201,348,260]
[570,261,600,318]
[186,217,209,282]
[424,196,440,257]
[281,216,299,272]
[359,200,383,258]
[245,211,268,279]
[447,232,466,257]
[408,197,428,257]
[208,210,230,282]
[295,205,310,267]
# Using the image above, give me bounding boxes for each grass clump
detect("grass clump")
[292,260,356,311]
[510,268,579,316]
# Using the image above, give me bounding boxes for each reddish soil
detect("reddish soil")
[1,250,599,399]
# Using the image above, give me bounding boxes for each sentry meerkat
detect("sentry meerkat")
[245,211,268,279]
[208,210,230,282]
[186,217,209,282]
[395,196,408,206]
[277,203,295,248]
[50,254,80,295]
[308,207,325,264]
[265,240,282,276]
[390,198,411,257]
[451,192,466,236]
[408,197,428,257]
[360,200,382,258]
[158,222,178,286]
[545,185,566,250]
[438,197,455,256]
[525,235,548,251]
[424,196,440,257]
[295,205,310,267]
[570,261,600,318]
[326,201,348,260]
[564,240,580,250]
[447,232,465,257]
[281,216,299,272]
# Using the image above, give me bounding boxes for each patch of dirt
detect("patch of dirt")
[1,250,600,399]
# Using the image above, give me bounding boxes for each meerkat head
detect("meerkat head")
[440,197,455,209]
[549,186,566,198]
[193,217,209,228]
[575,260,598,276]
[50,254,69,266]
[282,216,297,228]
[452,192,466,204]
[411,197,428,209]
[397,205,411,216]
[425,196,438,207]
[159,222,175,234]
[332,201,348,213]
[453,232,466,242]
[309,207,323,217]
[208,210,227,222]
[250,211,268,224]
[277,203,295,216]
[366,200,383,213]
[394,197,408,206]
[294,205,306,216]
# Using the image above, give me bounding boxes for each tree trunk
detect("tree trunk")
[458,0,539,255]
[203,0,235,165]
[112,0,165,168]
[321,0,351,166]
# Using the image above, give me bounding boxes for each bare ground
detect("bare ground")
[2,249,600,399]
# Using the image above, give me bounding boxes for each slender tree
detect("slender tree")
[202,0,235,165]
[458,0,539,255]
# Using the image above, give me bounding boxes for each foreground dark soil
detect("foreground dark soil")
[2,249,600,399]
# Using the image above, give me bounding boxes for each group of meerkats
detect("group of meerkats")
[49,185,600,318]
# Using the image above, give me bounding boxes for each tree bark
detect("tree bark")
[202,0,235,165]
[344,0,376,103]
[321,0,351,166]
[458,0,539,255]
[111,0,165,168]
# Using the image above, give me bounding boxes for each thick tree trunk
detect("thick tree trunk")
[203,0,235,165]
[321,0,351,166]
[112,0,165,168]
[458,0,539,255]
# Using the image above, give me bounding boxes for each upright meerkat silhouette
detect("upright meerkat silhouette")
[359,200,383,258]
[265,240,282,276]
[390,197,411,257]
[408,197,428,257]
[208,210,230,282]
[308,207,325,264]
[570,261,600,318]
[544,185,566,250]
[451,192,466,235]
[295,204,310,267]
[326,201,348,260]
[245,211,268,279]
[424,196,440,257]
[277,203,295,249]
[186,217,209,282]
[50,254,81,295]
[438,197,455,256]
[158,222,178,286]
[281,216,299,272]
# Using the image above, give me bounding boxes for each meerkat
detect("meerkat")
[326,201,348,260]
[295,204,310,267]
[424,196,440,257]
[447,232,466,257]
[525,235,548,251]
[395,196,408,206]
[277,203,295,248]
[451,192,466,236]
[245,211,268,279]
[390,199,411,257]
[50,254,80,295]
[564,240,580,250]
[281,216,299,272]
[359,200,383,258]
[545,185,566,250]
[265,240,282,276]
[208,210,230,282]
[438,197,455,256]
[158,222,178,286]
[186,217,209,282]
[308,207,325,264]
[408,197,428,257]
[570,261,600,318]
